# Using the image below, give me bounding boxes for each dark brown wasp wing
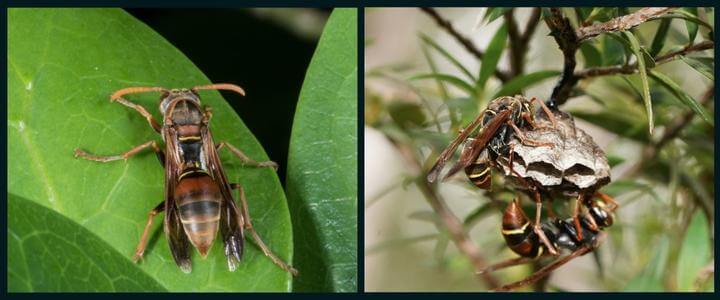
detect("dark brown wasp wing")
[201,126,245,271]
[426,112,487,183]
[162,126,192,273]
[442,109,512,181]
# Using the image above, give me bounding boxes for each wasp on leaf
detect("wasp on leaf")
[74,84,297,275]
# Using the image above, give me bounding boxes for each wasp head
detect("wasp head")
[159,88,202,116]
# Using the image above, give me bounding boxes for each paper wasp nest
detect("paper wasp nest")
[497,108,610,196]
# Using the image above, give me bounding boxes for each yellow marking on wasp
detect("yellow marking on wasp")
[501,222,530,235]
[178,136,201,142]
[468,168,490,178]
[535,246,544,258]
[181,215,221,224]
[486,110,497,115]
[179,169,209,180]
[474,175,490,186]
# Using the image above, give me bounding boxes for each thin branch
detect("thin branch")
[416,179,501,288]
[505,9,524,76]
[574,40,715,79]
[655,40,715,64]
[576,7,675,42]
[494,246,593,291]
[520,8,542,46]
[544,8,579,105]
[420,7,511,82]
[390,140,501,289]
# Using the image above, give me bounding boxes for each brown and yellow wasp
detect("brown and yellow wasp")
[427,95,559,254]
[74,83,297,275]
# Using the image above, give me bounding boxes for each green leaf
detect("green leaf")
[600,34,627,65]
[477,23,507,89]
[483,7,511,24]
[579,42,603,67]
[657,12,714,33]
[623,31,654,133]
[586,7,618,23]
[606,155,626,168]
[609,32,656,68]
[648,70,713,125]
[681,8,699,44]
[575,7,594,24]
[624,236,669,291]
[8,194,167,292]
[388,102,427,129]
[491,70,560,98]
[420,33,476,82]
[410,73,477,98]
[8,8,292,291]
[286,8,357,292]
[676,211,711,291]
[570,110,648,142]
[680,56,714,80]
[446,97,480,126]
[649,18,672,57]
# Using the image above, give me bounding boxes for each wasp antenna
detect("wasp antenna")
[192,83,246,97]
[110,87,168,101]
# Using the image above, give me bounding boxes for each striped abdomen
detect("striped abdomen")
[174,170,222,257]
[501,201,554,258]
[464,148,492,189]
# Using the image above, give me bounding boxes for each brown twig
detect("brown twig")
[390,140,501,289]
[420,7,511,82]
[494,246,593,291]
[575,40,715,79]
[576,7,675,41]
[544,8,580,105]
[505,10,524,76]
[520,8,542,46]
[654,40,715,64]
[416,179,501,288]
[547,7,682,105]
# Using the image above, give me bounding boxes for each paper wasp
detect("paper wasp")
[427,95,559,254]
[74,84,297,275]
[480,195,618,291]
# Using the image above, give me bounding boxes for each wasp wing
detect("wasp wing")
[202,126,245,271]
[442,109,512,181]
[427,112,488,183]
[163,127,192,273]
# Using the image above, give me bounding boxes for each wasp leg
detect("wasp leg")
[594,192,620,212]
[74,140,161,162]
[573,195,584,241]
[529,96,558,128]
[494,245,594,291]
[110,87,167,133]
[230,183,299,276]
[133,201,165,262]
[477,256,536,274]
[508,121,554,148]
[507,147,559,256]
[521,112,540,129]
[216,142,278,171]
[584,211,600,231]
